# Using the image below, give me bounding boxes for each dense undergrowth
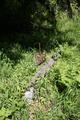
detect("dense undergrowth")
[0,12,80,120]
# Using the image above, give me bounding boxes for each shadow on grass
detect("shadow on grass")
[0,36,23,64]
[0,29,78,64]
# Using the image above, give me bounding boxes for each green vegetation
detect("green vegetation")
[0,0,80,120]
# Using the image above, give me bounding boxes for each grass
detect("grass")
[0,50,35,119]
[34,44,80,120]
[0,12,80,120]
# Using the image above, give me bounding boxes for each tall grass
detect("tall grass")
[0,9,80,120]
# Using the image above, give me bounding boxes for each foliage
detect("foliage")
[0,17,80,119]
[0,0,80,34]
[34,43,80,120]
[0,47,36,120]
[0,0,80,120]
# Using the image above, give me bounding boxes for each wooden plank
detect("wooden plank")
[24,51,61,102]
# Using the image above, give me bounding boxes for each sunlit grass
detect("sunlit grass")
[0,11,80,120]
